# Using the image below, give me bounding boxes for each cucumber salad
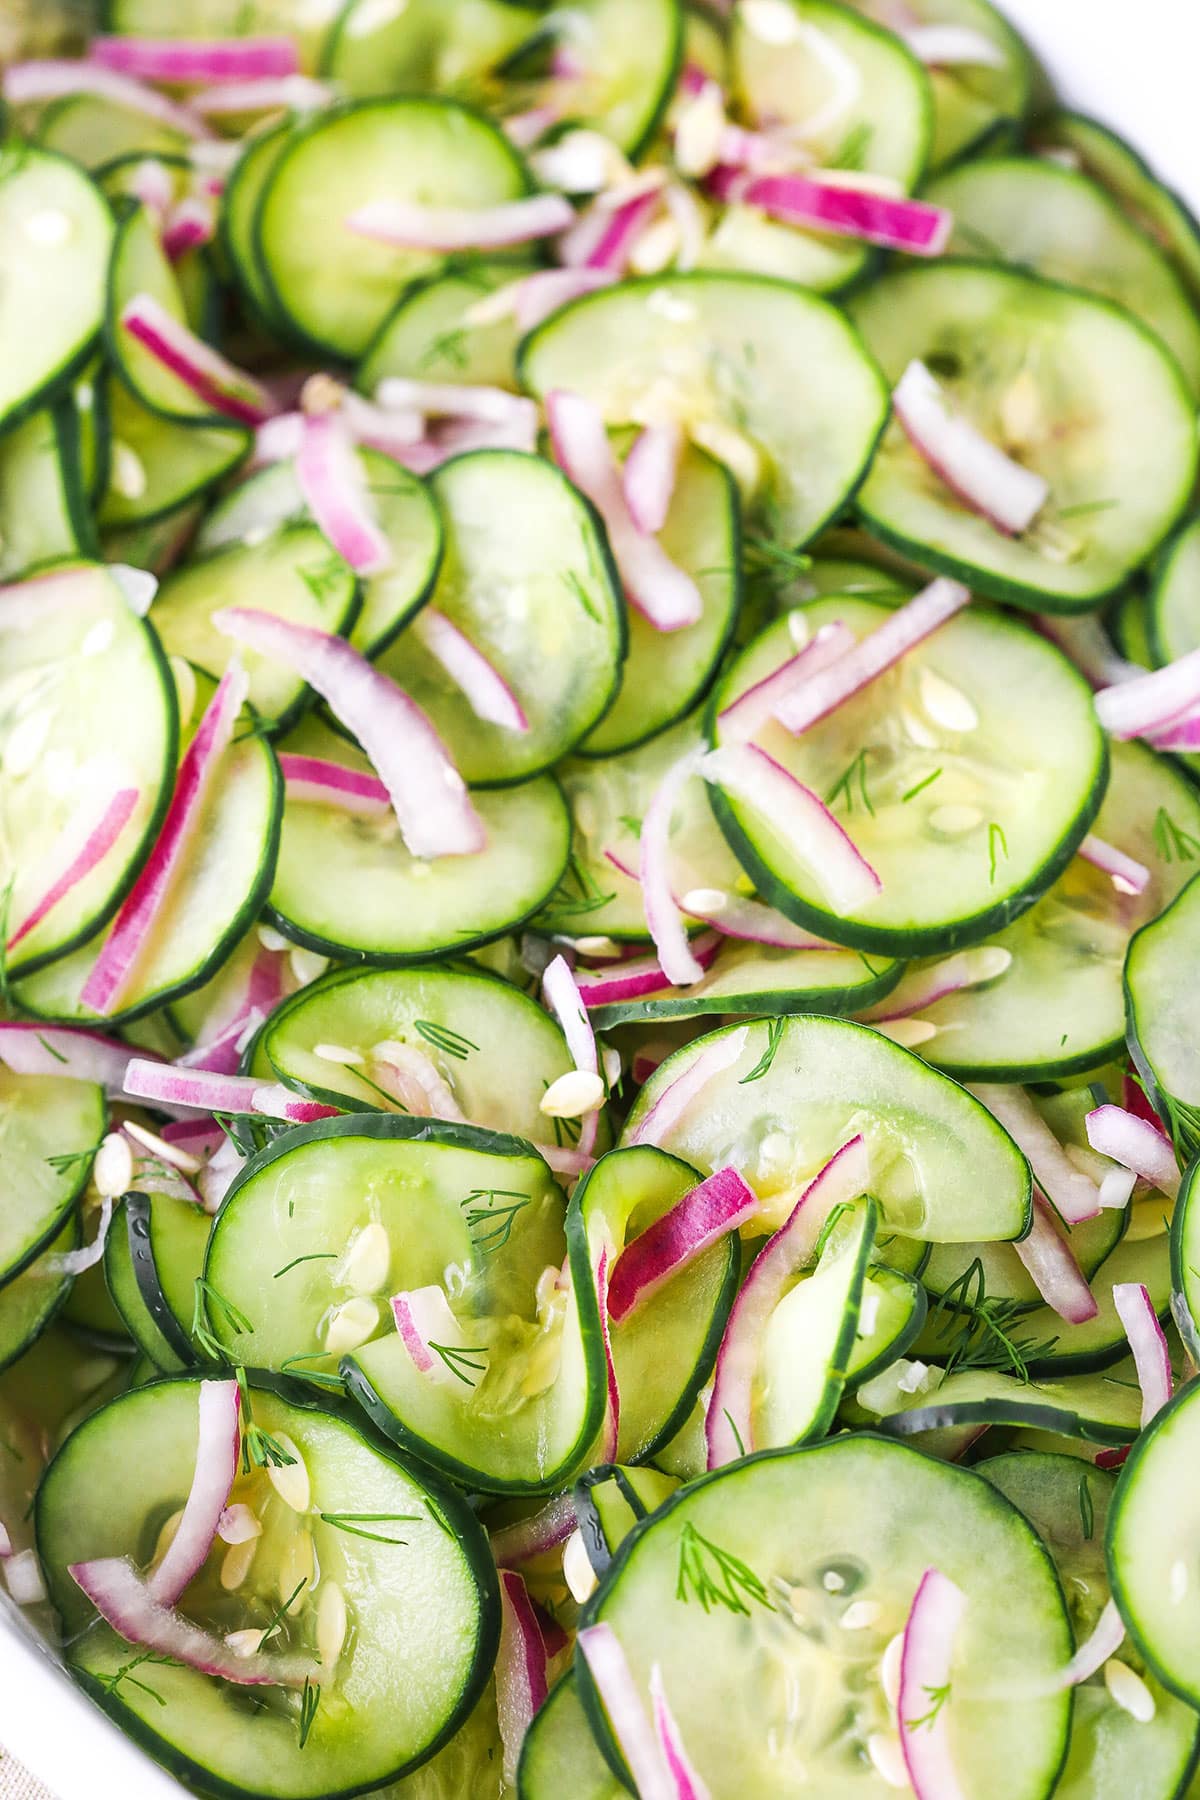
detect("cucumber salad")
[3,2,1200,1797]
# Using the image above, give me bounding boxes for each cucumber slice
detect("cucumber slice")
[106,203,233,429]
[1108,1377,1200,1709]
[15,704,281,1024]
[762,1196,878,1450]
[105,0,342,73]
[219,116,296,333]
[911,742,1200,1082]
[149,524,359,732]
[195,450,443,660]
[358,261,531,396]
[75,359,109,508]
[102,501,203,577]
[621,1016,1031,1244]
[496,0,683,157]
[1108,587,1155,668]
[1149,513,1200,667]
[0,561,177,976]
[577,1146,740,1460]
[377,450,625,784]
[0,146,114,433]
[851,263,1199,610]
[36,1373,498,1797]
[268,715,570,964]
[322,0,540,103]
[718,0,931,294]
[519,272,889,551]
[205,1114,605,1493]
[578,1435,1071,1800]
[34,92,191,168]
[262,962,594,1145]
[1170,1157,1200,1359]
[926,159,1200,398]
[518,1671,622,1800]
[711,597,1105,955]
[0,1069,103,1284]
[0,1215,79,1374]
[847,1259,927,1385]
[98,375,250,529]
[871,1360,1143,1445]
[105,1191,208,1371]
[0,399,95,580]
[257,98,531,360]
[587,937,903,1029]
[1127,874,1200,1163]
[574,1464,682,1573]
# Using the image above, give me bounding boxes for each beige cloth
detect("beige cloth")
[0,1755,55,1800]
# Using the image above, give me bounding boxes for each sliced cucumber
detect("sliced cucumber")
[911,742,1200,1082]
[578,1435,1071,1800]
[35,92,190,168]
[925,158,1200,396]
[105,1190,208,1371]
[150,524,359,731]
[0,1069,104,1284]
[36,1374,498,1798]
[496,0,683,157]
[518,1671,622,1800]
[1127,873,1200,1163]
[0,1215,79,1374]
[711,596,1105,954]
[0,400,95,580]
[322,0,540,104]
[846,1258,927,1385]
[574,1464,682,1573]
[719,0,931,293]
[358,261,531,396]
[1170,1157,1200,1360]
[269,714,570,963]
[577,1146,739,1461]
[377,450,624,784]
[519,272,889,551]
[98,375,250,530]
[218,116,296,334]
[871,1360,1143,1445]
[851,263,1198,609]
[105,0,342,72]
[257,98,531,359]
[621,1016,1031,1244]
[1148,513,1200,668]
[102,500,203,576]
[587,937,903,1029]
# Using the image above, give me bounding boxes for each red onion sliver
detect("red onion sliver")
[391,1286,482,1388]
[862,946,1011,1023]
[1057,1597,1125,1688]
[162,196,215,262]
[124,1060,263,1114]
[574,937,721,1007]
[0,1023,149,1099]
[191,75,331,116]
[372,1041,467,1122]
[496,1571,550,1786]
[1085,1104,1179,1199]
[774,576,971,735]
[2,59,212,137]
[1147,709,1200,751]
[1122,1074,1165,1131]
[623,421,683,536]
[81,664,248,1015]
[700,744,882,913]
[535,1142,596,1178]
[214,608,485,859]
[608,1166,757,1322]
[90,34,298,83]
[577,1623,674,1800]
[179,948,291,1076]
[121,294,275,427]
[197,1133,245,1214]
[7,787,138,951]
[1113,1281,1173,1426]
[967,1084,1101,1223]
[897,1567,968,1800]
[705,1136,868,1467]
[641,749,707,987]
[46,1199,114,1276]
[148,1381,240,1606]
[543,954,599,1077]
[718,621,855,744]
[373,378,536,432]
[650,1664,711,1800]
[296,412,391,575]
[585,188,663,273]
[1013,1196,1098,1324]
[251,1083,339,1124]
[0,1522,10,1558]
[892,360,1048,536]
[630,1026,749,1148]
[676,888,830,950]
[547,390,703,633]
[1094,648,1200,741]
[1077,835,1150,896]
[279,753,390,815]
[503,105,560,148]
[710,166,952,257]
[490,1491,577,1569]
[69,1557,316,1688]
[346,194,574,251]
[513,267,617,332]
[411,609,529,733]
[596,1245,621,1462]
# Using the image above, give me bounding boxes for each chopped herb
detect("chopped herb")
[827,120,873,171]
[191,1277,252,1365]
[97,1648,177,1707]
[347,1064,409,1110]
[902,767,943,804]
[953,219,1005,257]
[1154,806,1200,863]
[298,554,350,605]
[857,949,885,979]
[723,1410,747,1457]
[826,748,875,817]
[676,1522,773,1617]
[0,877,13,1006]
[414,1020,478,1061]
[298,1679,321,1747]
[258,1580,307,1648]
[812,1200,854,1262]
[236,1366,297,1473]
[461,1188,532,1254]
[35,1033,68,1065]
[319,1510,420,1546]
[987,821,1008,884]
[273,1253,337,1281]
[279,1354,346,1393]
[562,569,601,623]
[45,1142,103,1174]
[1078,1474,1094,1540]
[927,1257,1058,1381]
[1056,498,1118,520]
[740,1016,785,1084]
[417,327,469,371]
[429,1340,489,1387]
[744,534,814,588]
[539,853,617,924]
[907,1682,951,1731]
[618,814,642,837]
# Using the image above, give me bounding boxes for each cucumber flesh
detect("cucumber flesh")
[1127,876,1200,1164]
[517,1672,622,1800]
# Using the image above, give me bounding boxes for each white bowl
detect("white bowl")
[1,8,1194,1797]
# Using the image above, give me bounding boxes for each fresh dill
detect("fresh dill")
[926,1258,1058,1381]
[96,1648,177,1707]
[191,1277,252,1364]
[562,569,602,623]
[1056,498,1118,520]
[744,534,814,590]
[826,748,875,817]
[45,1142,103,1174]
[902,767,943,804]
[318,1510,420,1546]
[417,327,469,372]
[428,1340,489,1387]
[1078,1473,1094,1540]
[348,1064,409,1110]
[298,555,350,605]
[618,814,642,837]
[1154,806,1200,863]
[987,821,1008,884]
[740,1017,785,1084]
[676,1523,773,1618]
[0,877,13,1006]
[827,119,873,172]
[279,1354,346,1393]
[259,1580,307,1647]
[235,1367,297,1473]
[539,853,617,925]
[415,1019,478,1061]
[35,1033,68,1064]
[812,1200,854,1263]
[461,1188,532,1254]
[273,1253,337,1281]
[723,1410,747,1457]
[298,1678,321,1747]
[906,1683,951,1731]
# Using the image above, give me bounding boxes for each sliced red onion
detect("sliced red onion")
[1113,1281,1172,1426]
[596,1245,621,1462]
[623,422,682,537]
[630,1026,750,1148]
[179,947,291,1077]
[252,411,306,469]
[373,378,537,435]
[641,750,707,987]
[496,1571,550,1785]
[699,745,883,913]
[81,663,249,1016]
[1077,835,1150,896]
[968,1085,1101,1224]
[513,267,618,332]
[1094,1446,1129,1471]
[863,946,1012,1023]
[410,610,529,734]
[214,608,485,859]
[503,106,560,149]
[251,1084,339,1125]
[391,1285,482,1388]
[69,1557,317,1687]
[148,1381,240,1606]
[676,889,830,950]
[490,1491,577,1569]
[90,35,299,83]
[649,1664,711,1800]
[371,1041,467,1122]
[774,576,971,736]
[0,1023,148,1099]
[892,360,1049,536]
[608,1166,757,1322]
[197,1133,245,1214]
[2,60,212,138]
[45,1199,113,1276]
[1147,710,1200,752]
[543,954,599,1077]
[1057,1597,1125,1688]
[574,935,722,1008]
[0,1521,10,1558]
[1123,1074,1165,1130]
[346,194,574,251]
[126,159,173,221]
[279,753,390,815]
[663,181,706,271]
[535,1142,596,1179]
[296,411,390,576]
[7,787,138,951]
[1086,1104,1179,1199]
[191,75,332,116]
[5,1551,46,1606]
[340,389,425,457]
[717,621,856,745]
[124,1060,263,1114]
[1013,1196,1098,1325]
[1094,649,1200,741]
[120,294,275,427]
[162,1117,227,1158]
[898,1567,968,1800]
[533,1596,569,1662]
[705,1136,868,1467]
[547,390,703,633]
[710,167,952,257]
[558,180,665,272]
[577,1623,673,1800]
[162,196,215,262]
[901,24,1007,67]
